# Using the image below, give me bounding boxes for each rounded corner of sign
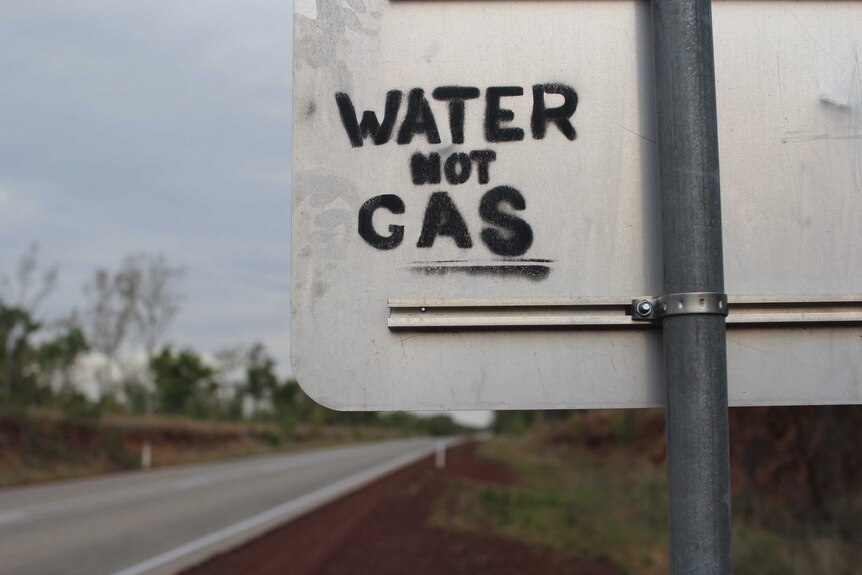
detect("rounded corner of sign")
[291,370,350,412]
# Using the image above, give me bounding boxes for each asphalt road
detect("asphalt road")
[0,437,448,575]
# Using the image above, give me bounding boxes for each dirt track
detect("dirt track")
[183,441,616,575]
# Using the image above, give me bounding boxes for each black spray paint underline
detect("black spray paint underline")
[411,259,554,264]
[409,263,551,281]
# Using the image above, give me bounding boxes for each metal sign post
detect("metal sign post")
[652,0,732,571]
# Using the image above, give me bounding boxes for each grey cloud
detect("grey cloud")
[0,0,295,374]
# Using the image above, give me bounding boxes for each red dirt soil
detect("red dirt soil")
[183,441,617,575]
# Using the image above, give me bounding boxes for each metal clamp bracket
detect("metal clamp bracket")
[631,292,728,321]
[388,295,862,330]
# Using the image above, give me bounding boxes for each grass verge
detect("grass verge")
[432,435,667,574]
[431,416,862,575]
[0,410,415,488]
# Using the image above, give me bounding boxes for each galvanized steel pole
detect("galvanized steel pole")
[651,0,732,573]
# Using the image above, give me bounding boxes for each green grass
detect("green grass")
[432,436,668,574]
[0,411,419,487]
[731,512,862,575]
[431,430,862,575]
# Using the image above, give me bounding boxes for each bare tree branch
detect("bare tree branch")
[83,266,138,394]
[82,253,184,396]
[134,253,184,362]
[1,243,58,314]
[1,244,58,398]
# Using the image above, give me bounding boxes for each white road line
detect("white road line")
[111,444,444,575]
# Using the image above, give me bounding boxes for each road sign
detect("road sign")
[292,0,862,410]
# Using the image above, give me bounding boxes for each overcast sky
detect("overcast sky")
[0,1,294,371]
[0,2,492,426]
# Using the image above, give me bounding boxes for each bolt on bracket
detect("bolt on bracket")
[631,292,728,322]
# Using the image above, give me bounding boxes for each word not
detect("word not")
[410,150,496,185]
[336,84,578,147]
[358,187,533,257]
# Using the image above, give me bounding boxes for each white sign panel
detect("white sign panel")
[292,0,862,410]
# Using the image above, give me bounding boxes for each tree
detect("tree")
[0,304,41,402]
[36,317,89,397]
[244,343,279,414]
[0,244,57,400]
[425,414,461,436]
[83,253,183,396]
[212,347,246,419]
[151,346,214,415]
[0,243,58,313]
[492,410,542,434]
[83,267,138,395]
[272,379,301,418]
[131,253,184,363]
